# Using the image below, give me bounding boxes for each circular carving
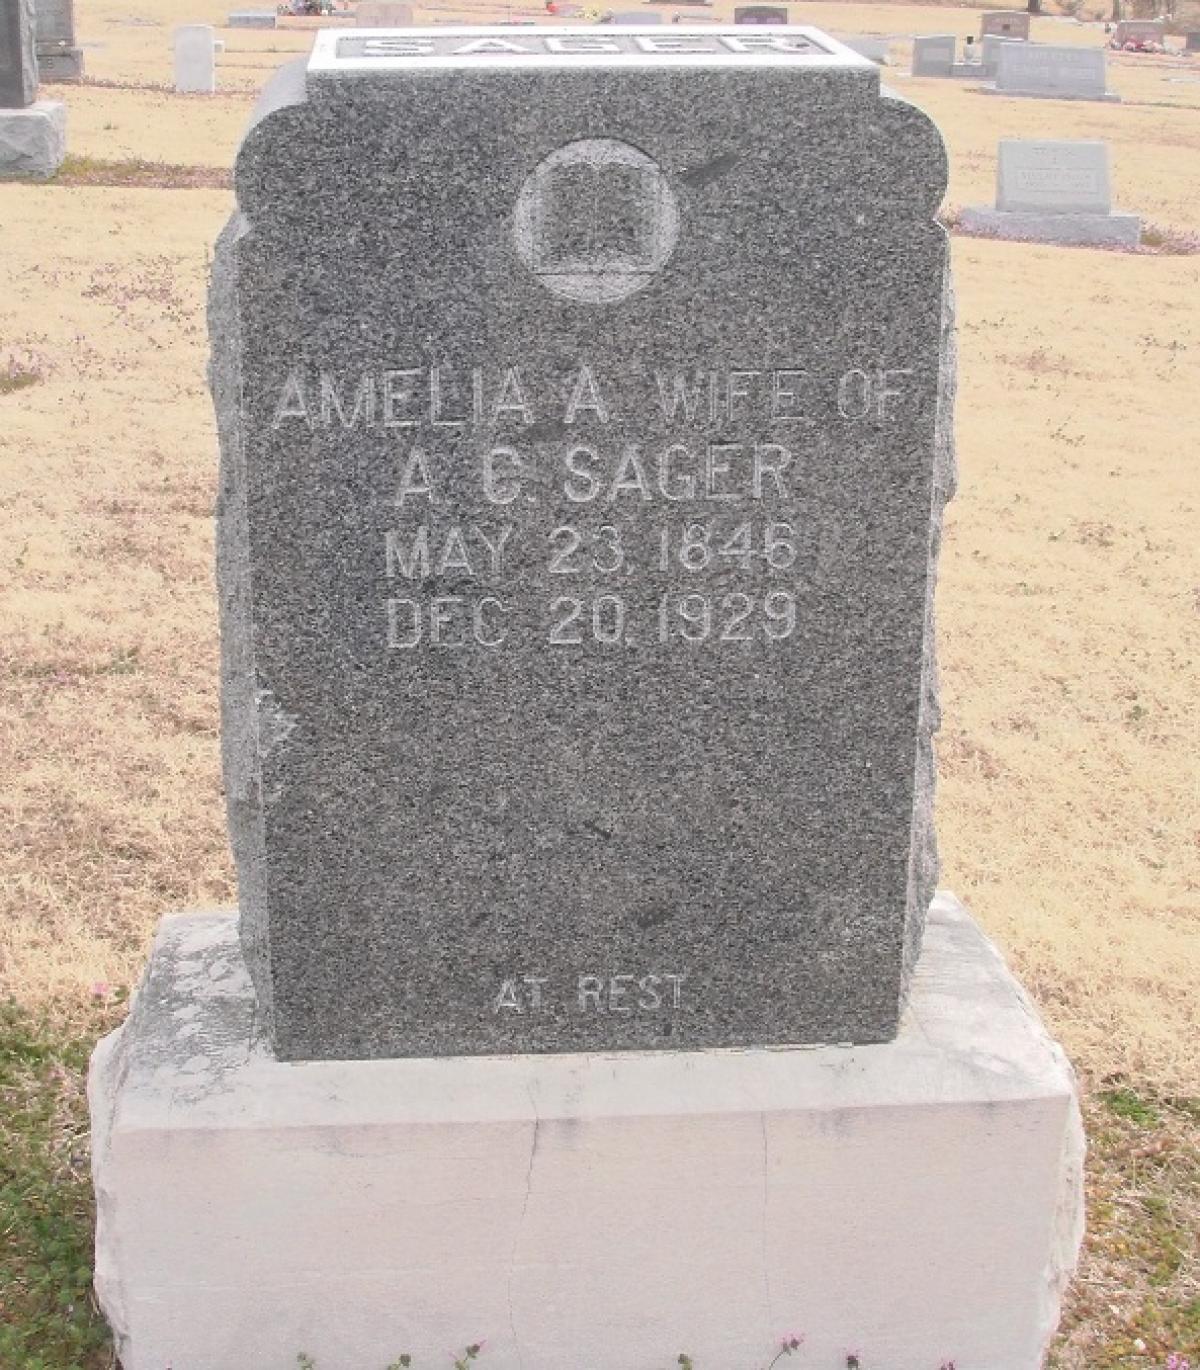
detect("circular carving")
[513,138,679,305]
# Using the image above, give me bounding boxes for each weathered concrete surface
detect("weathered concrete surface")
[90,892,1084,1370]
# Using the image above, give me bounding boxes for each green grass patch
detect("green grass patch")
[50,155,231,190]
[0,1000,115,1370]
[1102,1085,1162,1127]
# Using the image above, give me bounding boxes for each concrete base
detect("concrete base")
[89,893,1084,1370]
[982,83,1122,101]
[0,101,66,178]
[960,204,1141,247]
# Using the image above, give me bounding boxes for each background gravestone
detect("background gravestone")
[912,32,956,75]
[211,25,954,1062]
[997,138,1110,213]
[33,0,83,81]
[1114,18,1164,46]
[960,137,1140,245]
[355,2,414,27]
[993,41,1117,100]
[734,6,789,23]
[980,9,1030,39]
[174,23,216,93]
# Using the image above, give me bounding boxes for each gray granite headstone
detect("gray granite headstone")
[994,42,1115,100]
[355,2,414,27]
[210,25,955,1061]
[1186,31,1200,53]
[734,6,789,23]
[174,23,216,93]
[0,0,38,107]
[32,0,82,77]
[227,9,277,27]
[959,136,1138,246]
[996,138,1109,214]
[1113,18,1163,46]
[980,10,1029,39]
[912,33,956,75]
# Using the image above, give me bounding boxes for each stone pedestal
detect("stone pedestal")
[89,893,1084,1370]
[959,205,1141,247]
[0,100,66,177]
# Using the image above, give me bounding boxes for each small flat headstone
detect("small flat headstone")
[210,24,954,1062]
[174,23,216,93]
[993,42,1115,100]
[608,11,663,22]
[912,33,956,76]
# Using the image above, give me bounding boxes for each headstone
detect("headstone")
[980,33,1019,73]
[227,9,277,26]
[912,32,956,76]
[356,1,414,26]
[0,0,66,176]
[1114,18,1164,46]
[0,0,38,106]
[174,24,216,93]
[210,24,953,1062]
[1186,31,1200,52]
[993,41,1117,100]
[960,139,1140,246]
[734,5,788,23]
[997,138,1110,213]
[609,10,663,21]
[980,9,1030,39]
[92,25,1086,1370]
[32,0,82,79]
[835,34,890,64]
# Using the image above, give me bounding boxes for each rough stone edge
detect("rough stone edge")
[0,101,67,178]
[959,205,1141,247]
[208,58,313,1041]
[900,164,956,999]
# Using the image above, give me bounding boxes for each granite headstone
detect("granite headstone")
[960,137,1139,245]
[227,9,276,27]
[1113,18,1164,46]
[174,24,216,93]
[210,25,954,1061]
[1186,31,1200,53]
[996,138,1109,213]
[0,0,38,107]
[356,2,415,27]
[912,33,956,75]
[734,6,789,24]
[32,0,82,80]
[993,41,1116,99]
[980,9,1029,39]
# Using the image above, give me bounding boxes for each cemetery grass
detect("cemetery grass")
[2,1,1199,1364]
